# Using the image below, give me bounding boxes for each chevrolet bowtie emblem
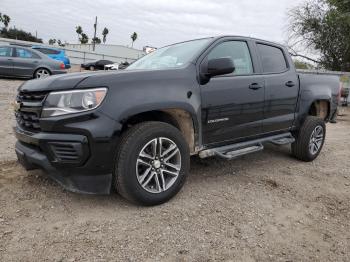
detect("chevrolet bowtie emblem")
[13,101,21,112]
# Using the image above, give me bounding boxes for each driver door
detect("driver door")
[200,40,265,145]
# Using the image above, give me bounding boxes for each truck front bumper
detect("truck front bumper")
[14,126,115,194]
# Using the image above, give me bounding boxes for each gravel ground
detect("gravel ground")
[0,78,349,261]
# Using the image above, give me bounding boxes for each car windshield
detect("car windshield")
[127,38,211,70]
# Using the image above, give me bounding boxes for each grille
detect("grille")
[49,143,82,162]
[17,92,47,103]
[15,91,48,132]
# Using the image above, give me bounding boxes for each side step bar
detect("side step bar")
[199,132,295,160]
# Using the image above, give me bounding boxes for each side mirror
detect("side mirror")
[207,57,235,77]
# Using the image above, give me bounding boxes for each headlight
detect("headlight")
[42,88,107,117]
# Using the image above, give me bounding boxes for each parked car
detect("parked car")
[32,46,71,69]
[14,36,340,206]
[81,60,113,70]
[0,45,66,79]
[104,62,130,70]
[104,63,119,70]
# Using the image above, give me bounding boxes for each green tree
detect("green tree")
[91,36,101,44]
[130,32,138,47]
[0,27,42,43]
[102,27,109,44]
[288,0,350,71]
[48,38,56,45]
[75,25,83,42]
[0,13,11,28]
[57,39,65,47]
[80,33,89,44]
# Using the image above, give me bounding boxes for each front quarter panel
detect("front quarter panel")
[76,66,202,142]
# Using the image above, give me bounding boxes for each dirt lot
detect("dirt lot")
[0,78,349,261]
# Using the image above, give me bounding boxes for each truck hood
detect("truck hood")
[19,69,191,92]
[19,72,94,92]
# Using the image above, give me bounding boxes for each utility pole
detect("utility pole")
[93,16,97,51]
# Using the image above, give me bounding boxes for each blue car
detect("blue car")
[32,46,71,69]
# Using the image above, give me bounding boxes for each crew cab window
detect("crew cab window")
[257,44,287,73]
[207,41,253,75]
[15,48,40,59]
[0,47,12,57]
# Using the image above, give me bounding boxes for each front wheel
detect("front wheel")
[291,116,326,162]
[114,122,190,206]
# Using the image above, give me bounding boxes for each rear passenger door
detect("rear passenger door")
[256,43,299,133]
[0,46,14,76]
[13,48,41,77]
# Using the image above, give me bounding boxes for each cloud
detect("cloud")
[1,0,304,49]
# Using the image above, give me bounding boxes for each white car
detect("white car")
[104,63,119,70]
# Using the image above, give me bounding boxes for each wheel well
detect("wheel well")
[309,100,330,120]
[122,109,196,153]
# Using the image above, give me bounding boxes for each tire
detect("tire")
[114,122,190,206]
[89,65,95,71]
[291,116,326,162]
[34,68,51,79]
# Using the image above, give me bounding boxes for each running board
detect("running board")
[199,132,294,160]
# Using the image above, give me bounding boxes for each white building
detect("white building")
[65,43,145,62]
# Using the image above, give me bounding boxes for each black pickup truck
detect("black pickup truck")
[14,36,340,205]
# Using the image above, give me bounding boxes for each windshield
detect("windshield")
[127,38,211,70]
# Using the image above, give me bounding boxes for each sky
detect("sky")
[1,0,305,50]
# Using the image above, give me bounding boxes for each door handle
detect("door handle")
[7,58,13,61]
[249,83,263,90]
[285,81,295,87]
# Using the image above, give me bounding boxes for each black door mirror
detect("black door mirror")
[207,57,235,77]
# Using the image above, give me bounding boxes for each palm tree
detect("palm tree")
[102,27,109,44]
[48,38,56,45]
[0,13,10,28]
[130,32,138,47]
[80,33,89,44]
[92,36,101,44]
[76,26,83,43]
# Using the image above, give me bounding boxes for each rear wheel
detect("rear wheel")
[34,68,51,79]
[114,122,190,206]
[291,116,326,162]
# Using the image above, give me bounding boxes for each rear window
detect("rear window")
[35,48,61,55]
[257,44,288,73]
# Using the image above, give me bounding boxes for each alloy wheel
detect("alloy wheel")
[35,69,50,79]
[309,125,324,155]
[136,137,181,194]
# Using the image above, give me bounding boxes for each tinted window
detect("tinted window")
[16,48,40,59]
[0,47,12,57]
[257,44,287,73]
[207,41,253,75]
[97,60,113,65]
[35,48,60,55]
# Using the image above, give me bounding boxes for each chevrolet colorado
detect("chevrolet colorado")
[14,36,340,205]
